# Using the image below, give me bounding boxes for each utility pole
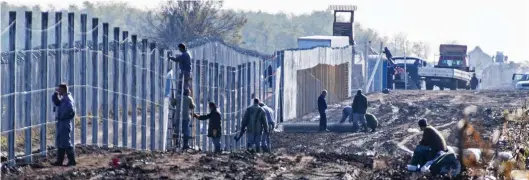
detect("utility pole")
[364,41,370,92]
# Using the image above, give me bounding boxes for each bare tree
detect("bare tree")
[411,41,430,59]
[146,0,247,48]
[392,32,411,56]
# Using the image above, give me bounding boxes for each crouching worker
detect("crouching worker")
[409,118,448,171]
[235,98,269,153]
[259,102,275,153]
[51,83,76,166]
[339,106,353,124]
[365,113,378,132]
[193,102,222,153]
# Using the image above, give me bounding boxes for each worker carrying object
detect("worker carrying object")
[340,107,378,133]
[235,98,269,153]
[193,102,222,153]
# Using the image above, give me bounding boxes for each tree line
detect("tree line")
[1,1,431,59]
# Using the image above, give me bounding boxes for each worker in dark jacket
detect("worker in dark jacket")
[318,90,329,132]
[339,106,353,124]
[259,102,275,152]
[168,43,193,93]
[181,89,195,150]
[193,102,222,153]
[409,118,448,168]
[236,98,269,152]
[51,83,76,166]
[470,73,479,90]
[351,90,368,132]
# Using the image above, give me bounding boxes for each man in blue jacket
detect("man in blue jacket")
[51,83,76,166]
[352,89,368,132]
[168,43,193,94]
[318,90,329,132]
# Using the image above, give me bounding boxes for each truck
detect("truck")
[512,73,529,90]
[419,44,474,90]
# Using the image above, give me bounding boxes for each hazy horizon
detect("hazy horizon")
[5,0,529,62]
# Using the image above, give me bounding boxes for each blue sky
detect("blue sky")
[8,0,529,61]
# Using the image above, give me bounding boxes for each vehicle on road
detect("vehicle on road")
[513,73,529,90]
[419,44,474,90]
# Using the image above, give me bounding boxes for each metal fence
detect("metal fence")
[0,10,364,167]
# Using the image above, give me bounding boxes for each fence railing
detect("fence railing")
[0,10,359,167]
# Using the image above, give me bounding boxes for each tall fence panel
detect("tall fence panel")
[279,46,354,122]
[0,11,168,166]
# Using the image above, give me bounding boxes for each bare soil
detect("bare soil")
[3,90,529,180]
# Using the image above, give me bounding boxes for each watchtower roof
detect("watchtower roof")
[328,5,357,11]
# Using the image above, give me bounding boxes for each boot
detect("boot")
[182,137,190,150]
[65,147,76,166]
[352,123,359,133]
[255,146,261,153]
[262,146,270,153]
[51,148,66,166]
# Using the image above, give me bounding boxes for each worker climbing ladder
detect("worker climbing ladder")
[166,66,196,151]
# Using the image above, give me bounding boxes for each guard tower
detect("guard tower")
[328,5,357,45]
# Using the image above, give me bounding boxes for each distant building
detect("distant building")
[468,46,493,78]
[297,36,350,49]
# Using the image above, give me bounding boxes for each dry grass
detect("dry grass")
[458,99,529,179]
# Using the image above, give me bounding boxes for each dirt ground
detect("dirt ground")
[2,90,529,180]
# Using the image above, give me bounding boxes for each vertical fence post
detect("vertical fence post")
[195,60,201,149]
[159,49,166,151]
[202,60,208,151]
[214,62,219,150]
[220,64,226,150]
[230,66,236,150]
[225,66,232,151]
[242,63,247,146]
[40,12,49,157]
[7,11,17,166]
[24,11,33,164]
[207,61,213,151]
[67,12,76,146]
[258,60,262,100]
[149,43,157,151]
[130,35,138,149]
[54,12,62,148]
[102,23,109,148]
[112,27,120,147]
[141,39,148,150]
[91,18,99,145]
[121,31,129,147]
[279,51,285,123]
[80,14,87,145]
[236,64,242,149]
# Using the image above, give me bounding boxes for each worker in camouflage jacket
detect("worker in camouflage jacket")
[51,83,76,166]
[236,98,269,152]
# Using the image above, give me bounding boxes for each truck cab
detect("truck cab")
[436,44,474,72]
[513,73,529,90]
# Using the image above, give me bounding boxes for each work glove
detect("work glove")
[212,129,217,137]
